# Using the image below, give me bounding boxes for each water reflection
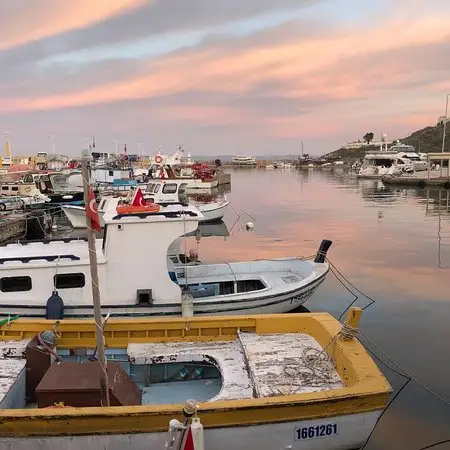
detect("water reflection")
[215,169,450,449]
[51,169,450,449]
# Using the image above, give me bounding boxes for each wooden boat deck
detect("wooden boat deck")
[128,332,343,401]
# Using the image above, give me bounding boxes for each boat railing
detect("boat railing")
[111,210,201,220]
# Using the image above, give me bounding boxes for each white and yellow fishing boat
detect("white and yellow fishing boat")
[0,308,391,450]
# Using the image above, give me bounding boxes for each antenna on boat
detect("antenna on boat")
[81,148,110,407]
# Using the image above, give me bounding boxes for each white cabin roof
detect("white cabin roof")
[0,239,105,266]
[0,201,203,267]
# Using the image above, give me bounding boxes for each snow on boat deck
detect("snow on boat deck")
[128,332,343,401]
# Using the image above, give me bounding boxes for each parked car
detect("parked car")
[0,197,24,211]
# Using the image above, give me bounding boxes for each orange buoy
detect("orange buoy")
[116,203,161,215]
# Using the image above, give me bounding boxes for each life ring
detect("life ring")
[155,155,163,164]
[116,203,160,215]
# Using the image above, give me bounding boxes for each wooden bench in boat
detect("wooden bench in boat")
[127,332,343,401]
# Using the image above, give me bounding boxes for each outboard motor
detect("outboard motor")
[46,291,64,319]
[314,240,332,263]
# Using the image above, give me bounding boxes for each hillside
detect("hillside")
[324,123,450,161]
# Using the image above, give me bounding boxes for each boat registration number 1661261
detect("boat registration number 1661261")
[295,424,338,440]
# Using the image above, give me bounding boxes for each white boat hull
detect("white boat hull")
[0,268,326,318]
[184,178,218,189]
[2,410,381,450]
[194,200,229,222]
[62,200,229,228]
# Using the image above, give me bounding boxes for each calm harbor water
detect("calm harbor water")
[55,168,450,449]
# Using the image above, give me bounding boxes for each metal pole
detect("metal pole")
[81,152,110,407]
[441,94,449,178]
[441,94,449,153]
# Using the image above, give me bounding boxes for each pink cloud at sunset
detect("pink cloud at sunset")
[1,0,450,155]
[0,1,146,51]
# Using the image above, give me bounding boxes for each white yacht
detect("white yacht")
[357,151,412,179]
[232,156,257,166]
[389,143,428,171]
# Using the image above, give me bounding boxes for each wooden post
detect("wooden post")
[342,307,362,341]
[81,151,110,407]
[344,307,362,329]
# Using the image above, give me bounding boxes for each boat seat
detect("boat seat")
[127,340,254,401]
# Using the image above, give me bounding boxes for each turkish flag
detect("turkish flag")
[86,186,101,233]
[182,427,195,450]
[131,187,146,207]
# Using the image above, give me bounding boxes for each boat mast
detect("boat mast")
[81,149,110,407]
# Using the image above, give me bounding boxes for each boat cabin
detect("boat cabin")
[0,200,204,317]
[91,167,132,184]
[144,179,189,204]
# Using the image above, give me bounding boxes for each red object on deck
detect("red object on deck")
[131,187,146,206]
[183,427,195,450]
[86,186,101,233]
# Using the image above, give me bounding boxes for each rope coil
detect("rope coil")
[339,322,358,340]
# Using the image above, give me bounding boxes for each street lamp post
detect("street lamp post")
[439,94,450,177]
[441,94,450,154]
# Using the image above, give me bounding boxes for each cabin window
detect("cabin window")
[179,183,188,202]
[1,186,8,191]
[99,199,107,210]
[237,279,265,293]
[162,183,177,194]
[51,175,66,184]
[54,273,85,289]
[154,185,160,193]
[189,281,234,298]
[109,171,114,176]
[0,276,32,292]
[11,186,19,191]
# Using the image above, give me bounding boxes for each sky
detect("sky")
[1,0,450,157]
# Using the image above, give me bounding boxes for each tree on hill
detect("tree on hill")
[363,132,374,144]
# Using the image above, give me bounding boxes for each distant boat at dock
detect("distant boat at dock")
[232,155,257,166]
